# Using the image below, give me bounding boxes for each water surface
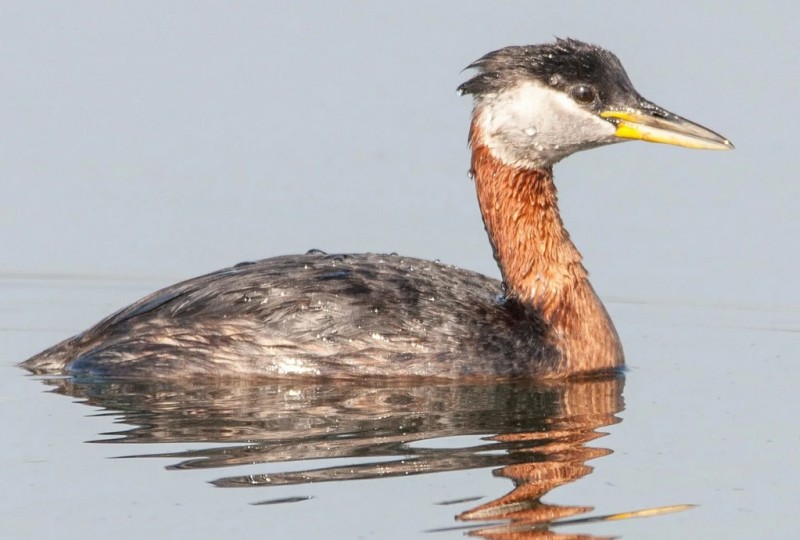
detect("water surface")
[5,277,799,538]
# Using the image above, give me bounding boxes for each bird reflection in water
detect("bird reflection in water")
[36,375,687,538]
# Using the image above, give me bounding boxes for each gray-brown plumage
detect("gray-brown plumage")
[24,253,556,378]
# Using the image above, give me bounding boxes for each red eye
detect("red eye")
[570,85,596,104]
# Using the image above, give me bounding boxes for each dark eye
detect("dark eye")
[570,85,596,104]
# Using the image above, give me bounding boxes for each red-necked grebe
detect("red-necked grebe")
[20,39,732,379]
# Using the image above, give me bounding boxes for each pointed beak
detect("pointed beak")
[600,101,734,151]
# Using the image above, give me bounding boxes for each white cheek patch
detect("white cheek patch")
[476,81,619,168]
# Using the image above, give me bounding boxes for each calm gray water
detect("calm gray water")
[2,2,799,539]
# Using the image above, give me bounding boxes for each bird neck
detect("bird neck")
[469,121,585,309]
[469,121,623,373]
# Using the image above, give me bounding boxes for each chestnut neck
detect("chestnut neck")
[468,121,623,374]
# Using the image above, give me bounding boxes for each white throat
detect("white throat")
[475,81,619,169]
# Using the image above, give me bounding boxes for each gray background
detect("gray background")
[2,2,799,539]
[2,1,797,308]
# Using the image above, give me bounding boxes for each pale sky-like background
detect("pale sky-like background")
[1,1,798,311]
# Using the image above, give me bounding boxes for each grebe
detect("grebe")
[21,39,732,379]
